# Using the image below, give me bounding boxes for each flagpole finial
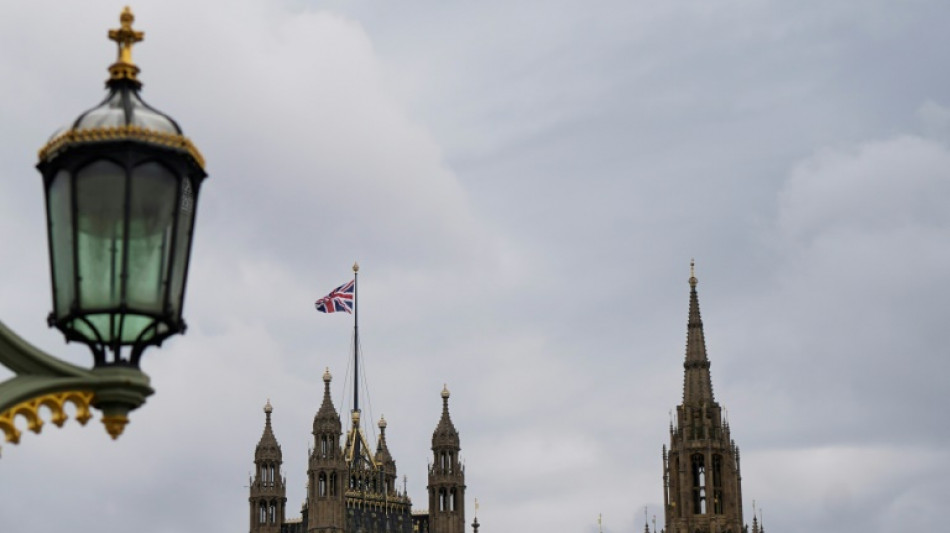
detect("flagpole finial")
[689,258,698,288]
[353,261,359,273]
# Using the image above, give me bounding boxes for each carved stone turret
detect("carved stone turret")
[428,385,465,533]
[243,362,469,532]
[308,369,345,533]
[250,400,287,533]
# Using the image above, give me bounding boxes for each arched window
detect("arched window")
[449,488,456,511]
[259,502,267,524]
[330,472,338,496]
[319,472,328,497]
[321,435,329,457]
[439,488,447,511]
[269,501,276,523]
[691,454,706,514]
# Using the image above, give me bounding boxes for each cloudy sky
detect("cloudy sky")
[1,1,948,531]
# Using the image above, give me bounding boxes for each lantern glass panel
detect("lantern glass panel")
[75,159,126,311]
[169,177,195,316]
[48,169,74,319]
[125,161,176,313]
[76,90,125,129]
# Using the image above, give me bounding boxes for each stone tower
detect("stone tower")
[428,385,466,533]
[250,400,287,533]
[663,266,744,533]
[308,369,346,533]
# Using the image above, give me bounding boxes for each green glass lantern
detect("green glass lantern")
[36,7,207,368]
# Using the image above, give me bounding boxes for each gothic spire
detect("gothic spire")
[313,368,342,436]
[256,399,281,460]
[375,415,394,465]
[665,266,745,533]
[682,260,716,406]
[432,384,459,448]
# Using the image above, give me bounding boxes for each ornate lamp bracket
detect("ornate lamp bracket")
[0,320,153,456]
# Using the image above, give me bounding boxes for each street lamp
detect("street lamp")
[0,7,207,454]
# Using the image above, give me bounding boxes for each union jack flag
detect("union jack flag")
[314,279,355,314]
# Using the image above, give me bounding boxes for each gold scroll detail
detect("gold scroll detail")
[0,391,95,446]
[38,125,206,169]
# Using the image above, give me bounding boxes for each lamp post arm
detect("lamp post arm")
[0,320,154,453]
[0,319,87,377]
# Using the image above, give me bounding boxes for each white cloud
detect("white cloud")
[779,135,950,241]
[744,445,949,530]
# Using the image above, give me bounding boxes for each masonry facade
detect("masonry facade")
[249,370,468,533]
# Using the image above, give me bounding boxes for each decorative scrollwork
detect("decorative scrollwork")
[38,125,205,169]
[0,391,94,451]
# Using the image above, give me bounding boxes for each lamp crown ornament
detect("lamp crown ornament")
[107,6,144,85]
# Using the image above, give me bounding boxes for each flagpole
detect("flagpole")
[352,261,361,463]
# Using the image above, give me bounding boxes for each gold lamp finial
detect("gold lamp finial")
[107,6,145,84]
[102,414,129,439]
[353,261,360,273]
